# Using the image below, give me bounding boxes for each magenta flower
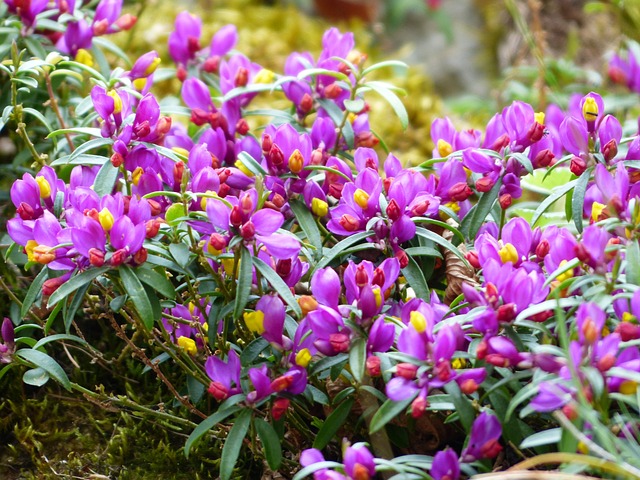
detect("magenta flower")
[461,412,503,462]
[205,349,242,401]
[168,11,202,67]
[431,448,460,480]
[0,318,16,364]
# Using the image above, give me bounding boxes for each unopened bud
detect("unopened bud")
[366,355,381,377]
[203,55,220,73]
[300,93,313,113]
[411,396,427,419]
[207,380,229,401]
[329,332,350,353]
[475,177,494,193]
[235,118,249,135]
[339,214,359,232]
[533,148,554,168]
[235,67,249,87]
[298,295,318,316]
[110,152,124,168]
[602,139,618,163]
[89,248,105,267]
[288,149,304,174]
[133,247,148,265]
[394,248,409,268]
[396,362,418,380]
[271,398,290,420]
[324,83,343,99]
[115,14,137,31]
[570,156,587,176]
[448,182,473,202]
[465,250,480,269]
[499,193,512,209]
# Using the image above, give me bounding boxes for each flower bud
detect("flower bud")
[269,144,284,167]
[499,193,512,209]
[396,362,418,380]
[355,264,369,287]
[366,355,381,377]
[475,177,494,193]
[230,205,243,227]
[535,239,550,259]
[411,396,427,419]
[145,218,162,238]
[133,247,148,265]
[115,14,137,31]
[110,152,124,168]
[207,381,229,401]
[271,398,290,421]
[300,93,313,114]
[602,139,618,163]
[465,250,480,269]
[386,199,402,221]
[288,149,304,174]
[17,202,35,221]
[394,248,409,268]
[448,182,473,202]
[298,295,318,316]
[240,220,256,239]
[43,276,66,296]
[235,67,249,87]
[235,118,249,136]
[570,156,587,176]
[339,214,359,232]
[532,148,554,168]
[329,332,350,353]
[203,55,220,74]
[324,83,343,99]
[89,248,105,267]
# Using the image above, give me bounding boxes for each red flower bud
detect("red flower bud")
[110,249,128,267]
[269,144,284,167]
[499,193,512,209]
[146,218,162,238]
[230,205,243,227]
[475,177,494,193]
[394,248,409,268]
[411,396,427,419]
[17,202,35,220]
[299,93,313,114]
[173,161,185,186]
[602,139,618,163]
[366,355,381,377]
[235,118,249,136]
[329,332,350,353]
[42,276,66,296]
[133,247,148,265]
[386,199,402,221]
[526,121,545,144]
[324,83,343,99]
[207,381,229,401]
[115,14,137,31]
[270,374,293,392]
[203,55,220,74]
[89,248,105,267]
[271,398,290,421]
[177,65,187,82]
[339,214,359,232]
[465,250,480,269]
[209,233,228,251]
[396,362,418,380]
[570,156,587,176]
[240,220,256,239]
[355,264,369,287]
[532,148,554,168]
[261,134,273,154]
[235,67,249,87]
[448,182,473,202]
[496,303,516,323]
[372,267,385,288]
[535,239,549,259]
[110,152,124,168]
[355,131,379,148]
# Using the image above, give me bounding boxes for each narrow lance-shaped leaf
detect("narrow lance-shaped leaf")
[220,409,252,480]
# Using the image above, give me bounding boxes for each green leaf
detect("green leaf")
[459,179,502,240]
[233,247,252,320]
[23,107,54,133]
[627,241,640,286]
[21,267,49,319]
[135,267,176,299]
[93,161,119,196]
[402,255,430,300]
[571,170,590,233]
[237,151,267,176]
[349,338,366,383]
[289,199,322,257]
[252,256,302,317]
[23,367,50,387]
[32,334,88,350]
[297,67,350,83]
[15,349,71,390]
[414,227,470,267]
[317,98,354,149]
[531,179,578,227]
[359,81,408,129]
[509,152,533,174]
[220,409,252,480]
[344,98,365,113]
[119,265,155,329]
[313,231,375,273]
[443,382,474,431]
[254,418,282,471]
[240,337,269,365]
[47,127,103,138]
[520,427,562,449]
[369,394,416,434]
[184,406,242,457]
[361,60,408,76]
[63,280,90,332]
[169,242,191,269]
[47,266,110,308]
[313,397,355,450]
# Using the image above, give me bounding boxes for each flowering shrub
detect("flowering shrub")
[3,1,640,479]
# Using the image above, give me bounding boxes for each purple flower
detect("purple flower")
[461,412,503,462]
[343,443,375,480]
[431,448,460,480]
[0,318,16,364]
[205,350,242,401]
[168,11,202,66]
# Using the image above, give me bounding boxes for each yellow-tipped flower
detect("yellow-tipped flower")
[620,380,638,395]
[623,312,636,323]
[98,208,115,232]
[437,139,453,158]
[244,310,265,335]
[76,49,94,67]
[591,202,605,222]
[253,68,275,84]
[145,57,161,76]
[131,166,144,186]
[556,259,574,283]
[295,348,312,368]
[35,176,51,198]
[311,198,328,217]
[177,336,197,356]
[25,240,38,263]
[534,111,545,125]
[452,358,466,369]
[107,89,123,114]
[582,96,598,122]
[235,159,255,178]
[133,78,147,91]
[410,310,427,333]
[498,243,518,264]
[353,188,370,209]
[288,149,304,174]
